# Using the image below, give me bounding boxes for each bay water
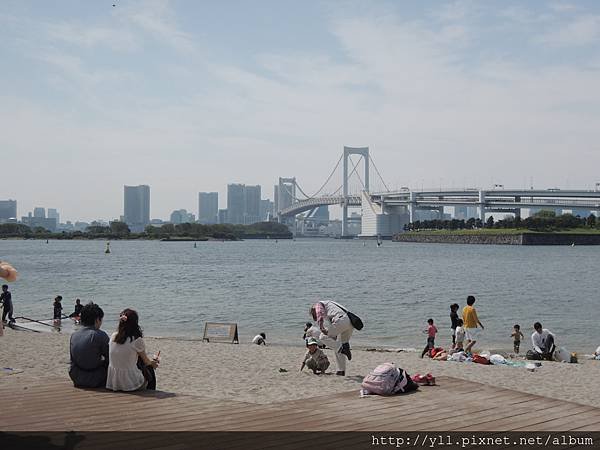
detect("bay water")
[1,239,598,352]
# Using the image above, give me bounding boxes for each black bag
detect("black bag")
[347,311,364,331]
[526,350,542,361]
[332,302,364,331]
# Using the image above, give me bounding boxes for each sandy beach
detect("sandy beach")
[1,327,599,407]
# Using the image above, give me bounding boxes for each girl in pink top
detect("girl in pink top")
[421,318,438,358]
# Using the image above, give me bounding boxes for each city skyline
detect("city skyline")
[2,1,600,221]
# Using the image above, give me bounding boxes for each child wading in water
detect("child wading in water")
[53,296,63,322]
[421,318,438,358]
[511,324,524,354]
[300,337,330,374]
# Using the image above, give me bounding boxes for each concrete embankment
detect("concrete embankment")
[393,232,600,245]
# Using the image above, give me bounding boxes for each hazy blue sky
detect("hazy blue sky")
[2,0,600,221]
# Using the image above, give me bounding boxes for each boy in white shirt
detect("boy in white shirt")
[454,319,465,351]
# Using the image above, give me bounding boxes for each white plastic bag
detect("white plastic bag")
[489,354,506,365]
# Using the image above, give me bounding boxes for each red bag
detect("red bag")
[472,354,490,365]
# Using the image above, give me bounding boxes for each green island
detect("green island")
[394,211,600,245]
[0,221,292,241]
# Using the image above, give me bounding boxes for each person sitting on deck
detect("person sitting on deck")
[106,309,159,391]
[69,303,110,388]
[531,322,556,361]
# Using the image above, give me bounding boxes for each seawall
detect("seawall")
[393,232,600,245]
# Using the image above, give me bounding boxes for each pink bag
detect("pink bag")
[361,363,409,395]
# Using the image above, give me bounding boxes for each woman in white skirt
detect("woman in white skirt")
[106,309,159,391]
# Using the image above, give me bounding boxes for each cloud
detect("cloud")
[536,15,600,47]
[120,0,197,53]
[46,22,139,52]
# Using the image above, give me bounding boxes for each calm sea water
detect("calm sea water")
[1,239,598,352]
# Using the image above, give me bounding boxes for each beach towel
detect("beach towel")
[472,354,490,365]
[489,354,507,365]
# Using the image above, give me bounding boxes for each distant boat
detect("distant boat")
[105,242,111,254]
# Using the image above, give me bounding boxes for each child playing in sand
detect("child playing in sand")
[300,337,330,374]
[421,318,438,358]
[511,324,524,354]
[252,332,266,345]
[303,321,320,343]
[53,295,63,322]
[454,319,465,351]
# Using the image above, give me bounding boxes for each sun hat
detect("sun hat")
[307,337,319,346]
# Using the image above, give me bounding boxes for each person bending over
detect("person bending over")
[309,300,354,376]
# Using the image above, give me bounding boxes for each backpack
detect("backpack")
[526,350,542,361]
[361,363,416,395]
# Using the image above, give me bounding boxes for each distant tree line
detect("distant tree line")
[0,221,292,240]
[404,210,598,232]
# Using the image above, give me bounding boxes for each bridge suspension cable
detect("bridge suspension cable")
[329,155,365,196]
[294,152,344,200]
[369,154,390,192]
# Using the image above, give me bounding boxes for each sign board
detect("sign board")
[202,322,239,344]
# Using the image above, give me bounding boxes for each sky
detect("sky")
[2,0,600,222]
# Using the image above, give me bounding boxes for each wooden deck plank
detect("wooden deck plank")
[514,409,600,431]
[2,376,600,433]
[468,402,597,431]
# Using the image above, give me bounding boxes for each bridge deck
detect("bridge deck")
[2,376,600,434]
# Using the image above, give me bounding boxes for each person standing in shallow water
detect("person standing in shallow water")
[0,284,15,324]
[309,300,353,376]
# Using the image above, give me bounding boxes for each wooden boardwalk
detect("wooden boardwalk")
[2,376,600,433]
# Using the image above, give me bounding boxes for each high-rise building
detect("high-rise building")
[198,192,218,224]
[227,184,245,224]
[244,185,261,224]
[226,184,264,225]
[0,200,17,221]
[273,185,279,214]
[259,199,274,221]
[33,207,46,218]
[124,185,150,232]
[170,209,195,224]
[47,208,60,224]
[218,209,228,224]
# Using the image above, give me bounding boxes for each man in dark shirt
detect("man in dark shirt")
[450,303,459,348]
[69,302,110,388]
[68,298,84,318]
[0,284,15,323]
